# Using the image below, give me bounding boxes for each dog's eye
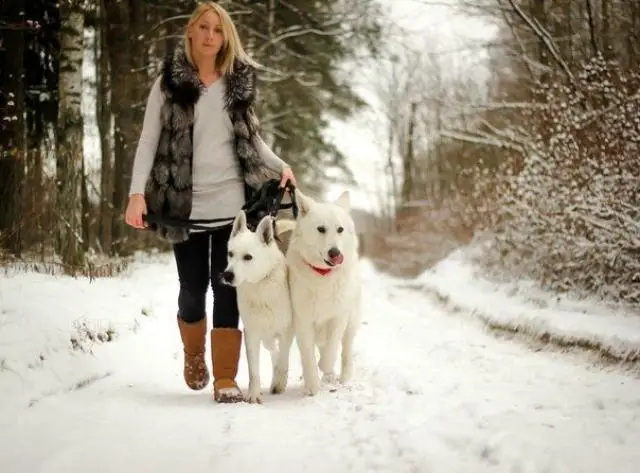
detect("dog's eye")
[317,226,326,234]
[337,226,344,233]
[228,251,234,258]
[243,254,253,261]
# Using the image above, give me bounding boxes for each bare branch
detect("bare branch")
[505,0,574,80]
[256,25,344,55]
[440,129,525,153]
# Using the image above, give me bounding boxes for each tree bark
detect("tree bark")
[56,0,85,267]
[601,0,612,61]
[585,0,599,57]
[105,0,147,254]
[401,102,417,205]
[97,0,113,252]
[0,0,26,255]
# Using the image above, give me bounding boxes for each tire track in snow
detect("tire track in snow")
[350,267,640,473]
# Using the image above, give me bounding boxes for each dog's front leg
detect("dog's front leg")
[340,317,358,383]
[318,316,349,384]
[271,326,293,394]
[295,321,320,396]
[244,329,263,403]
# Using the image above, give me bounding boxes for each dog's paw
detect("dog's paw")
[246,380,263,403]
[339,367,353,384]
[304,381,320,396]
[270,376,287,395]
[245,391,263,404]
[321,372,338,384]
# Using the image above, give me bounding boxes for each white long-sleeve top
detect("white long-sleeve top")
[129,75,288,228]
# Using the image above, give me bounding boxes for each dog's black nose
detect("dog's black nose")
[328,247,341,259]
[221,271,234,284]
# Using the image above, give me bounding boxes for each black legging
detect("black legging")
[172,224,239,327]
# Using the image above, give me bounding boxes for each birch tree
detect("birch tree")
[56,0,85,267]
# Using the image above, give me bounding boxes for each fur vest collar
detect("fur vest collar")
[143,46,280,243]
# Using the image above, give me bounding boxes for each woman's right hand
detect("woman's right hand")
[125,194,148,229]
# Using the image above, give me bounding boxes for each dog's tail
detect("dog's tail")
[275,219,296,236]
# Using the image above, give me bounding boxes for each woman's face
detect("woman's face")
[189,9,224,61]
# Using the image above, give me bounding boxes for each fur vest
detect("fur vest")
[143,46,280,243]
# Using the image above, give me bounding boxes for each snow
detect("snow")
[1,252,640,472]
[416,248,640,363]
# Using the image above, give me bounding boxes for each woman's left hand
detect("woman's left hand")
[280,166,297,187]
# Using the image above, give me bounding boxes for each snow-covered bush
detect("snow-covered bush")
[477,56,640,305]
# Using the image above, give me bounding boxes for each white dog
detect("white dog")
[222,212,294,403]
[279,189,362,396]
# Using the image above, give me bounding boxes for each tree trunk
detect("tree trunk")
[56,1,85,267]
[105,0,130,253]
[632,2,640,68]
[268,0,276,39]
[26,109,44,248]
[585,0,599,57]
[81,156,91,252]
[401,102,417,205]
[530,0,548,66]
[0,0,26,255]
[97,0,113,252]
[386,122,397,221]
[105,0,146,254]
[564,0,573,63]
[601,0,612,61]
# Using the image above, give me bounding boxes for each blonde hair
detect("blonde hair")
[184,1,259,74]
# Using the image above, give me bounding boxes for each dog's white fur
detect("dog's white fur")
[223,212,294,403]
[282,189,362,396]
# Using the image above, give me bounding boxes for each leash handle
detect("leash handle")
[272,181,298,218]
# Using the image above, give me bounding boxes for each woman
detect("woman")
[124,1,296,403]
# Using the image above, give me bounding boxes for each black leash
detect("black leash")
[242,179,298,228]
[142,179,298,231]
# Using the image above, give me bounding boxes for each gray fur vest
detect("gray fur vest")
[143,47,280,243]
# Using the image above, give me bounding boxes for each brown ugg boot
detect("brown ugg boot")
[211,327,244,403]
[177,317,210,390]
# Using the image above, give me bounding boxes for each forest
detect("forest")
[1,0,639,306]
[0,0,381,272]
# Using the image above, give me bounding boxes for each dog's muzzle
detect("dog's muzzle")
[324,247,344,267]
[220,270,235,285]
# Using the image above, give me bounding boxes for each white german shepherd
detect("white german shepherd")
[277,189,362,396]
[222,212,294,404]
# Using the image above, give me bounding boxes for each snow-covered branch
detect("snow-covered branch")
[505,0,574,80]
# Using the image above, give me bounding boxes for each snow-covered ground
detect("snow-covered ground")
[415,249,640,364]
[1,251,640,473]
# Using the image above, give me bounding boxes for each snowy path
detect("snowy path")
[2,258,640,473]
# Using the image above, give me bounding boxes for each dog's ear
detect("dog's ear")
[256,216,274,245]
[295,188,314,217]
[334,190,350,211]
[231,210,247,237]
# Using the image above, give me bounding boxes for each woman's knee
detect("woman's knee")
[178,284,208,322]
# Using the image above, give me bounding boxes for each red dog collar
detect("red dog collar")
[307,263,332,276]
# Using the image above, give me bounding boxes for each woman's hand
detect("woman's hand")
[124,194,148,229]
[280,166,296,188]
